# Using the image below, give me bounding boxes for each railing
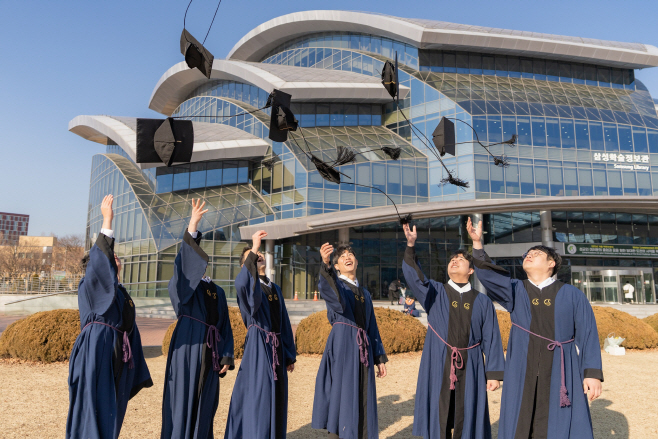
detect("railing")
[0,275,84,295]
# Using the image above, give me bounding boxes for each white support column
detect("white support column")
[265,239,275,279]
[338,227,350,246]
[540,211,555,248]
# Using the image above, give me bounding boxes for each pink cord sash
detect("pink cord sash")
[428,324,480,390]
[512,322,574,407]
[333,321,370,367]
[180,315,223,372]
[82,321,133,369]
[248,324,281,380]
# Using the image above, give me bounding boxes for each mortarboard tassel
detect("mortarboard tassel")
[261,156,279,171]
[381,146,401,160]
[493,155,510,168]
[440,171,470,189]
[310,155,343,184]
[333,145,357,166]
[399,213,413,226]
[502,134,518,145]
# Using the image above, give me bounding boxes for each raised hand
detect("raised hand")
[466,217,483,249]
[101,195,114,230]
[320,243,334,266]
[403,223,417,247]
[188,199,209,234]
[251,230,268,253]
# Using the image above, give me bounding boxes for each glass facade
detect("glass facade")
[83,16,658,304]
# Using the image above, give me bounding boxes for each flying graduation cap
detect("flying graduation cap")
[432,118,456,157]
[136,118,194,166]
[381,53,399,101]
[180,29,214,79]
[267,89,298,142]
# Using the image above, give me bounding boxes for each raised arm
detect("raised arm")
[82,195,120,316]
[574,289,603,401]
[235,231,267,316]
[467,217,515,312]
[168,199,209,314]
[401,223,440,312]
[318,243,345,314]
[481,298,505,390]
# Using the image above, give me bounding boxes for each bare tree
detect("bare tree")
[0,237,50,278]
[53,234,85,276]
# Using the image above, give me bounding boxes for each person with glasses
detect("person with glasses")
[402,223,504,439]
[466,217,602,439]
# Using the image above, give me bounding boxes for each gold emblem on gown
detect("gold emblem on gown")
[464,302,470,310]
[544,298,551,306]
[452,301,458,308]
[532,298,540,305]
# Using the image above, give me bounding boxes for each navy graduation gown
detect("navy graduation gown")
[402,246,504,439]
[472,249,603,439]
[66,234,152,439]
[225,252,296,439]
[161,232,235,439]
[312,263,388,439]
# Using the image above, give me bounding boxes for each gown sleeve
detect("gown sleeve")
[82,233,119,316]
[168,231,208,315]
[472,248,516,312]
[318,262,345,314]
[401,245,442,313]
[366,292,388,365]
[481,297,505,381]
[574,288,604,382]
[234,251,263,316]
[217,285,235,375]
[279,294,297,366]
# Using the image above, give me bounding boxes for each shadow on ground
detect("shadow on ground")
[143,346,163,359]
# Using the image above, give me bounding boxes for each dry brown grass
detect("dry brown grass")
[0,310,80,363]
[162,306,247,358]
[592,306,658,349]
[643,312,658,334]
[496,310,511,350]
[295,308,426,355]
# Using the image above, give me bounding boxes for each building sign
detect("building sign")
[593,153,649,171]
[566,243,658,257]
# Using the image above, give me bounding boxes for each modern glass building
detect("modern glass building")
[71,11,658,304]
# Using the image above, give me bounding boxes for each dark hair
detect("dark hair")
[81,254,90,272]
[449,249,474,269]
[524,245,562,276]
[332,245,356,266]
[240,246,253,265]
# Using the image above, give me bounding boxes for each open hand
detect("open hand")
[287,363,295,373]
[320,243,334,265]
[219,364,230,375]
[376,363,387,378]
[101,195,114,230]
[403,223,417,247]
[251,230,267,252]
[466,217,483,249]
[583,378,602,402]
[188,199,209,234]
[486,380,500,391]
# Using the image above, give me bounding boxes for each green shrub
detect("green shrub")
[593,306,658,349]
[643,313,658,334]
[162,306,247,358]
[295,308,426,355]
[0,309,80,363]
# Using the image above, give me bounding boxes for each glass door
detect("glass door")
[620,274,641,304]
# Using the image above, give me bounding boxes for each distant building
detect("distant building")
[0,212,29,244]
[18,236,57,267]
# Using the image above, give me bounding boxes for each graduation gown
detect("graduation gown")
[161,232,235,439]
[66,234,152,439]
[472,249,603,439]
[312,263,388,439]
[225,252,296,439]
[402,246,504,439]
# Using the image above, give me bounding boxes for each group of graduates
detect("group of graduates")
[65,195,603,439]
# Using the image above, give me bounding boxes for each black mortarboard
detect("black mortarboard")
[136,118,194,166]
[381,146,401,160]
[180,29,214,79]
[267,89,298,142]
[432,117,456,157]
[381,57,399,100]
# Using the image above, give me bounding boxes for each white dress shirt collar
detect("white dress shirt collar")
[339,274,359,287]
[201,275,212,283]
[447,279,472,294]
[528,276,556,290]
[259,277,272,288]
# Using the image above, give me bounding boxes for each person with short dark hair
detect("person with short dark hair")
[312,242,388,439]
[402,294,420,317]
[467,217,603,439]
[225,230,296,439]
[67,195,152,439]
[161,199,234,439]
[402,223,504,439]
[389,278,402,305]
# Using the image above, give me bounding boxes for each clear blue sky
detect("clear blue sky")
[1,0,658,237]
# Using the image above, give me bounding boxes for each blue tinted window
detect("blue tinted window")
[608,170,622,195]
[560,120,575,148]
[604,124,619,152]
[623,172,637,195]
[535,166,549,196]
[549,168,563,196]
[520,166,534,195]
[475,162,489,192]
[633,128,648,153]
[589,122,604,151]
[575,121,590,149]
[490,164,504,193]
[206,164,222,187]
[618,126,633,152]
[189,170,206,189]
[173,168,189,191]
[593,169,607,195]
[387,165,401,195]
[223,165,238,185]
[648,130,658,153]
[546,118,561,148]
[373,163,387,193]
[517,117,531,145]
[487,116,502,144]
[157,173,173,193]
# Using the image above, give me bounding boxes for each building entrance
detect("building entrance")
[571,268,655,304]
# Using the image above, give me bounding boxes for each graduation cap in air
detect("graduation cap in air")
[135,118,194,166]
[381,53,399,101]
[267,89,298,142]
[432,117,456,157]
[180,29,214,79]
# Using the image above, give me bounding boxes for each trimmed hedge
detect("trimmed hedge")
[496,310,512,350]
[161,306,247,358]
[644,313,658,334]
[295,308,427,355]
[592,306,658,349]
[0,309,80,363]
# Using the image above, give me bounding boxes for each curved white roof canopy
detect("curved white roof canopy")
[227,10,658,69]
[149,59,410,116]
[69,115,270,168]
[239,195,658,240]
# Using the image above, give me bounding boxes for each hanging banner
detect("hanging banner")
[565,243,658,257]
